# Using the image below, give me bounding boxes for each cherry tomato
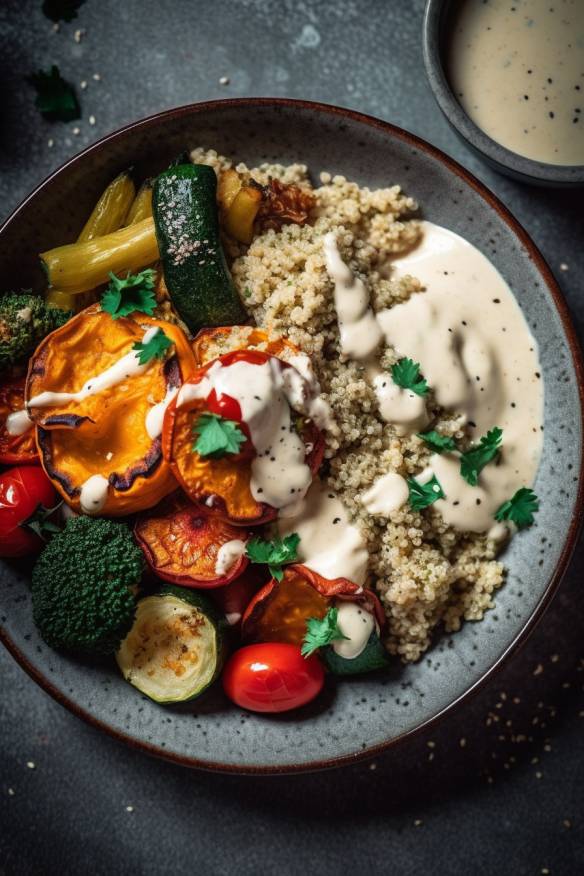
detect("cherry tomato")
[0,378,38,465]
[222,643,325,713]
[0,466,58,557]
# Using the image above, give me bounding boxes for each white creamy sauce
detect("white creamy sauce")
[145,386,178,440]
[16,306,32,323]
[323,232,383,361]
[361,471,409,517]
[325,222,543,535]
[27,327,161,409]
[448,0,584,166]
[79,474,109,515]
[5,409,34,436]
[277,479,369,586]
[214,539,247,577]
[331,601,376,659]
[179,358,314,510]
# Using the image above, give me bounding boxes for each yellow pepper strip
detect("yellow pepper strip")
[224,186,263,244]
[41,218,159,294]
[217,168,242,211]
[46,289,80,311]
[77,171,136,242]
[126,179,153,225]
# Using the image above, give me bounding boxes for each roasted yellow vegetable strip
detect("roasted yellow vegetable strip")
[46,289,80,311]
[224,185,263,244]
[126,179,153,225]
[41,218,159,293]
[77,171,136,242]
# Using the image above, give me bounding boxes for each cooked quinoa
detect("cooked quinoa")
[192,148,505,663]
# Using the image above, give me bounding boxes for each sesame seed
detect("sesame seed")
[92,72,102,81]
[125,805,134,812]
[89,115,96,126]
[219,76,230,86]
[80,80,88,90]
[26,761,35,770]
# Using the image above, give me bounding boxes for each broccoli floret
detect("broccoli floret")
[0,292,72,370]
[32,516,144,655]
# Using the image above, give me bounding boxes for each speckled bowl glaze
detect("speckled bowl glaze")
[423,0,584,187]
[0,99,583,774]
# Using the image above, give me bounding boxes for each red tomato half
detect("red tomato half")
[222,643,325,713]
[0,466,58,557]
[0,378,38,465]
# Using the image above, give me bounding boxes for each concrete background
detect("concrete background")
[0,1,583,873]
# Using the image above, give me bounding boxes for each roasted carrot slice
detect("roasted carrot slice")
[135,493,252,588]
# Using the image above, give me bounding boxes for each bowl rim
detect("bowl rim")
[1,96,583,775]
[422,0,584,185]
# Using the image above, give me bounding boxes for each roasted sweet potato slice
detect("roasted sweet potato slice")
[26,305,196,516]
[135,493,251,588]
[192,325,300,367]
[162,349,324,525]
[241,566,384,645]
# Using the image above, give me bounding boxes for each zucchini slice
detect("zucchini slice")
[322,632,391,676]
[153,163,247,334]
[116,586,226,703]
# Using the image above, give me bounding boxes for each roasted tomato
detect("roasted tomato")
[0,378,37,465]
[192,325,300,368]
[0,465,58,557]
[162,348,324,526]
[26,305,196,517]
[241,565,385,645]
[222,643,324,713]
[134,493,252,588]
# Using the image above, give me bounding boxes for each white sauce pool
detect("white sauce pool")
[361,472,409,517]
[448,0,584,166]
[331,601,376,659]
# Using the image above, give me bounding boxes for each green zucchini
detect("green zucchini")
[116,585,227,703]
[322,632,390,676]
[153,163,247,333]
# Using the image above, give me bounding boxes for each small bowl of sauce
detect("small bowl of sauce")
[423,0,584,185]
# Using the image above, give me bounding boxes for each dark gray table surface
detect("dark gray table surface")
[1,1,583,874]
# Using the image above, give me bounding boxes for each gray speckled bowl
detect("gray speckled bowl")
[1,99,583,773]
[423,0,584,187]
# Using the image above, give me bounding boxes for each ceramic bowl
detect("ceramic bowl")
[423,0,584,187]
[0,99,583,773]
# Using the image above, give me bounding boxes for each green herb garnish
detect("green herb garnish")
[27,65,80,122]
[42,0,85,22]
[459,427,503,487]
[132,329,172,365]
[391,357,429,397]
[407,474,445,511]
[246,533,300,582]
[23,502,63,541]
[301,606,348,658]
[192,413,246,459]
[495,488,539,529]
[418,430,457,454]
[101,269,157,320]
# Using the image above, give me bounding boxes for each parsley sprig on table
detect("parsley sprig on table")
[27,65,80,122]
[192,413,246,459]
[391,358,429,397]
[459,427,503,487]
[495,488,539,529]
[301,607,348,658]
[246,533,300,582]
[132,329,172,365]
[407,474,445,511]
[101,270,157,319]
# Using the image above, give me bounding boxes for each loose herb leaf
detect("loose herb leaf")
[301,606,348,658]
[42,0,85,23]
[418,430,457,454]
[459,427,503,486]
[132,329,172,365]
[101,269,157,319]
[22,502,63,541]
[407,474,445,511]
[391,357,429,397]
[27,65,80,122]
[192,413,246,459]
[246,533,300,582]
[495,487,539,529]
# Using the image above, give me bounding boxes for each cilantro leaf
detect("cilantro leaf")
[407,474,445,511]
[459,427,503,487]
[42,0,85,22]
[495,488,539,529]
[418,430,457,454]
[246,533,300,581]
[101,269,157,320]
[27,65,80,122]
[192,413,246,459]
[391,357,429,397]
[301,607,348,658]
[132,329,172,365]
